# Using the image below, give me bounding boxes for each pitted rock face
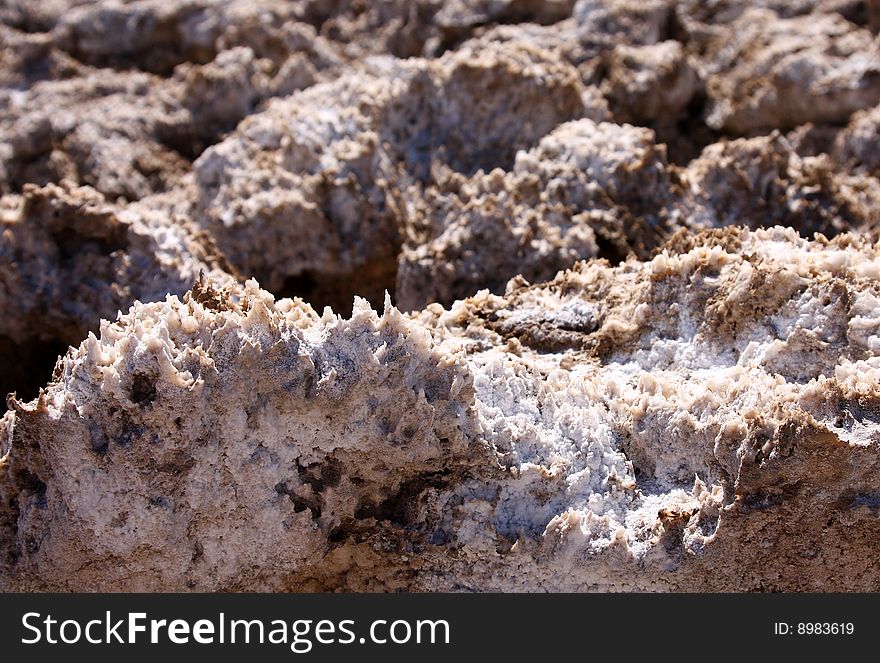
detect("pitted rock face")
[3,229,880,591]
[701,9,880,134]
[192,41,592,312]
[2,0,880,592]
[0,182,231,401]
[1,278,484,590]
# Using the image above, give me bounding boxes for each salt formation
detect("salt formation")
[701,8,880,133]
[193,40,591,310]
[2,0,880,591]
[0,182,228,400]
[2,229,880,591]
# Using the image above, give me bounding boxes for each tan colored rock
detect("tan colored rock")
[677,133,880,238]
[833,103,880,177]
[3,0,880,595]
[396,118,672,310]
[3,228,880,591]
[193,41,591,311]
[0,65,192,200]
[703,9,880,133]
[0,182,230,400]
[574,0,674,47]
[603,41,700,124]
[0,0,95,32]
[50,0,316,74]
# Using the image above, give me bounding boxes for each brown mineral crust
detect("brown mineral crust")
[675,133,880,238]
[701,9,880,134]
[2,0,880,594]
[3,228,879,591]
[833,102,880,177]
[602,41,700,125]
[0,182,229,400]
[394,115,676,311]
[192,40,593,312]
[0,65,192,200]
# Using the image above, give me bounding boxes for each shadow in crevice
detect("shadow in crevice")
[275,257,399,318]
[0,335,68,404]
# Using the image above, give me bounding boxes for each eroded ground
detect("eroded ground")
[1,0,880,591]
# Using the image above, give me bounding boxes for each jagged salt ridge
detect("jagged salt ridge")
[2,227,879,591]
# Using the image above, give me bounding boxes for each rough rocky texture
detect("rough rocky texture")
[675,133,880,238]
[1,1,880,592]
[603,40,700,125]
[701,9,880,134]
[0,181,231,400]
[395,117,671,310]
[834,103,880,176]
[1,277,481,590]
[3,228,880,591]
[0,65,191,199]
[193,40,591,312]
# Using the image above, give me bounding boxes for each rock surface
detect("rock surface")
[4,228,880,591]
[1,0,880,592]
